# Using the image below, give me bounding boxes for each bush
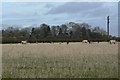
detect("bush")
[2,37,21,44]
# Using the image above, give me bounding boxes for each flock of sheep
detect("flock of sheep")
[82,40,116,44]
[21,40,117,44]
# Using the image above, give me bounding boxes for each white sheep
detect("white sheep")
[109,40,116,44]
[82,40,89,43]
[21,41,27,44]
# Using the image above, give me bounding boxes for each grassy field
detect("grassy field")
[2,42,118,78]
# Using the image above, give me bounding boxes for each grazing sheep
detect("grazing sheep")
[82,40,89,43]
[21,41,27,44]
[109,40,116,44]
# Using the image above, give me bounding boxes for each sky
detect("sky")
[1,2,118,36]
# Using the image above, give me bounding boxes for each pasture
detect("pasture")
[2,42,118,78]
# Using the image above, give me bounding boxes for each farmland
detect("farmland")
[2,42,118,78]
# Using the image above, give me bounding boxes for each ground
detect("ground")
[2,42,118,78]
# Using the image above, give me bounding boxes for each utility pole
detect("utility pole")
[107,16,110,36]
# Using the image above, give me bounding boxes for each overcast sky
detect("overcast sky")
[2,2,118,36]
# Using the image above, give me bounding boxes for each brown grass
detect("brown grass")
[2,42,118,78]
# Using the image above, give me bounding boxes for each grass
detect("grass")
[2,42,118,78]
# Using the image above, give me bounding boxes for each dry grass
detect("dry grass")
[2,42,118,78]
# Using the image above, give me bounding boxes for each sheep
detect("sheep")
[82,40,89,43]
[21,41,27,44]
[109,40,116,44]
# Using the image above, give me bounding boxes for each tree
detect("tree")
[81,27,87,39]
[3,27,19,37]
[55,26,60,36]
[69,31,73,38]
[90,32,102,39]
[51,26,56,37]
[81,23,91,29]
[30,27,35,37]
[18,29,30,40]
[92,26,107,36]
[39,24,50,38]
[60,24,67,34]
[59,28,62,35]
[2,22,112,43]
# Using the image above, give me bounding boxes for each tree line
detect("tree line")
[1,22,119,43]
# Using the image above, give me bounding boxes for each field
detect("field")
[2,42,118,78]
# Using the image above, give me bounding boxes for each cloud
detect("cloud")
[46,2,104,14]
[46,2,117,18]
[44,3,54,8]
